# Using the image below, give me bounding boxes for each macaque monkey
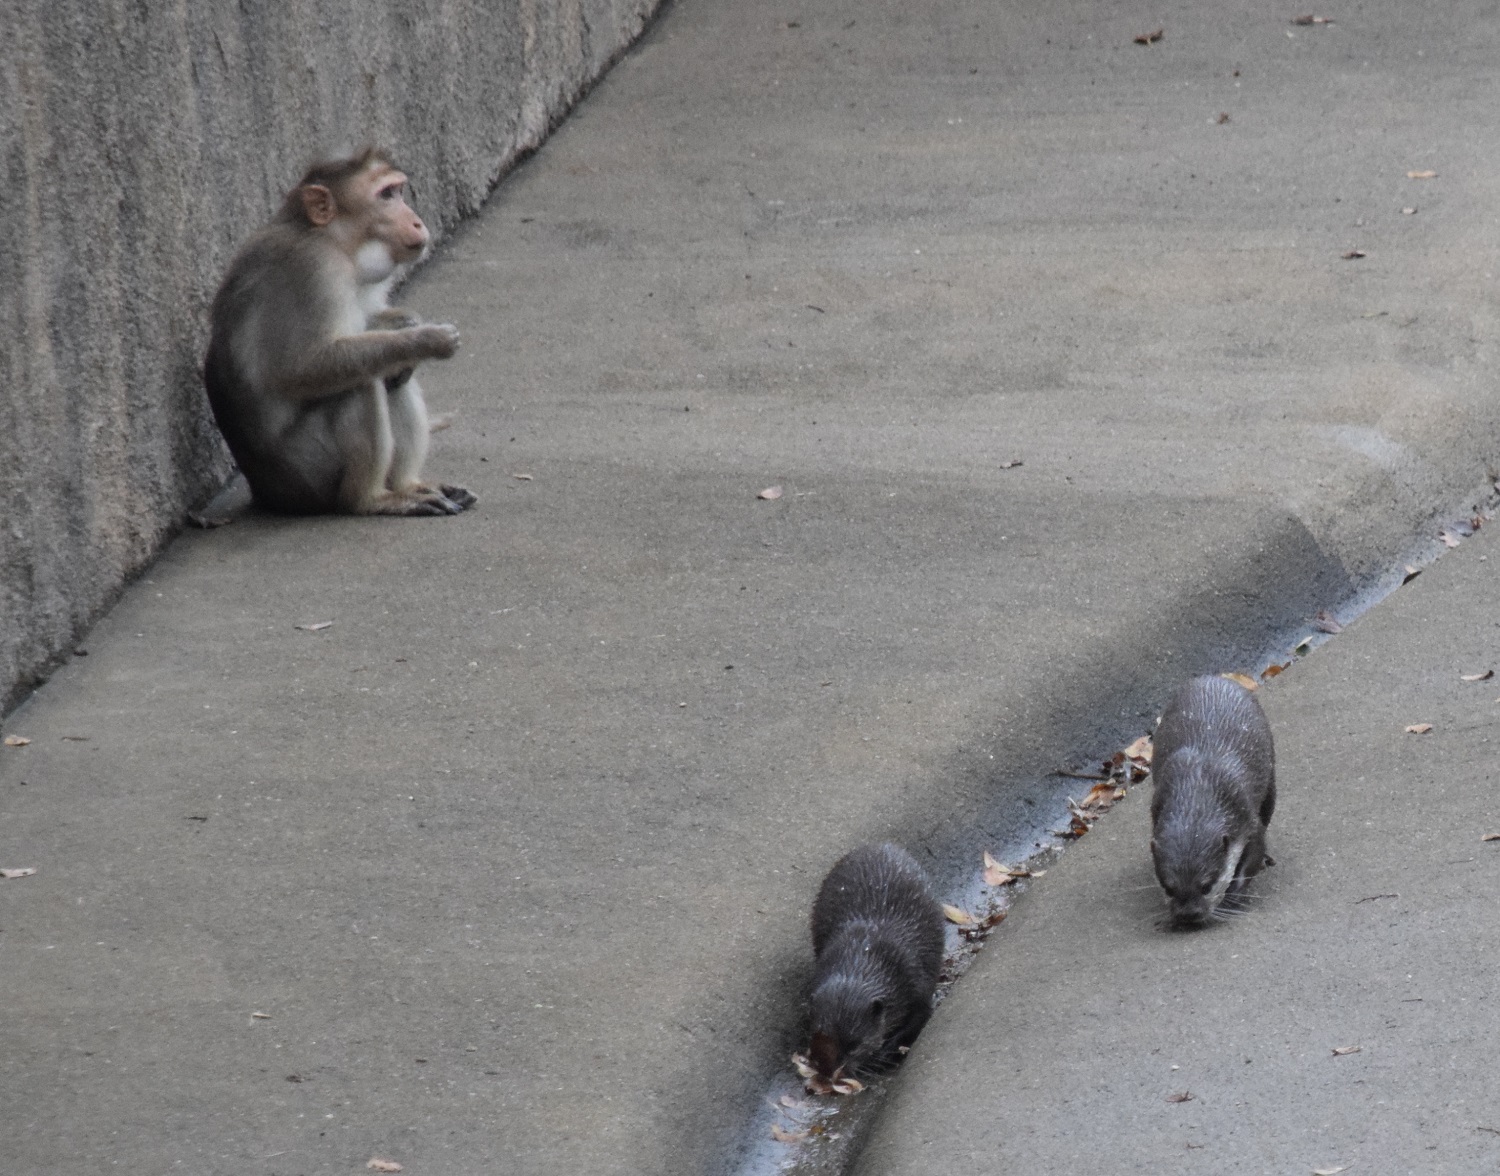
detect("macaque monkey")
[203,148,475,515]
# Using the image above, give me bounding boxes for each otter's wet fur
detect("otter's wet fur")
[1150,675,1276,929]
[806,843,945,1081]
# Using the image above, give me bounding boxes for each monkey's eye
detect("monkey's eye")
[378,184,402,201]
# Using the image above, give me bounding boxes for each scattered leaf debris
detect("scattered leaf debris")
[943,903,976,926]
[1440,529,1462,548]
[1166,1091,1195,1103]
[791,1052,865,1096]
[1342,249,1367,260]
[770,1124,810,1143]
[1081,781,1128,811]
[757,486,784,501]
[295,621,334,632]
[1262,662,1290,680]
[1404,723,1433,734]
[1461,671,1494,682]
[1,867,37,880]
[1134,27,1164,43]
[1406,170,1438,179]
[1332,1045,1362,1057]
[1221,672,1259,691]
[1482,833,1500,843]
[3,736,31,747]
[367,1161,403,1173]
[982,851,1017,886]
[1313,611,1343,634]
[1291,14,1334,24]
[1402,564,1422,583]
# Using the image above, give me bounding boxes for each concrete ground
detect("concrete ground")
[855,511,1500,1176]
[4,2,1500,1174]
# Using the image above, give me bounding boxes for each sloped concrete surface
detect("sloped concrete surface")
[4,2,1500,1174]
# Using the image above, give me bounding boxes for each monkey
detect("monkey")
[203,147,476,516]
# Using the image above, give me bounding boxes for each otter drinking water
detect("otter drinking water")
[1150,675,1277,928]
[799,843,945,1090]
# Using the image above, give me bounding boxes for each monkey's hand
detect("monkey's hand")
[413,323,461,360]
[368,308,421,331]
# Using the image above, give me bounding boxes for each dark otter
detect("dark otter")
[1150,675,1276,929]
[803,843,945,1086]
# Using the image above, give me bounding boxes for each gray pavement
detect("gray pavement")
[5,2,1500,1174]
[856,514,1500,1176]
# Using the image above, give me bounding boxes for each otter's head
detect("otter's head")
[1151,820,1244,930]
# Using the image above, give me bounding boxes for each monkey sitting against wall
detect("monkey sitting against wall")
[204,147,475,516]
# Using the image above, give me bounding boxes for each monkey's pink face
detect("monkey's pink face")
[357,165,430,264]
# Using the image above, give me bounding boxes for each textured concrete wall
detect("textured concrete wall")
[0,0,661,713]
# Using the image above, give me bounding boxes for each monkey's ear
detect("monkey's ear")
[300,184,338,227]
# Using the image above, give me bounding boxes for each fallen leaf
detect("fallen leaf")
[1291,14,1334,24]
[1166,1091,1195,1103]
[1262,663,1288,679]
[1406,169,1438,179]
[1081,781,1126,810]
[511,472,534,481]
[830,1075,864,1095]
[1221,672,1259,691]
[942,903,976,926]
[295,621,334,632]
[1331,1045,1362,1057]
[3,735,31,747]
[427,413,455,433]
[1133,27,1163,43]
[1482,833,1500,842]
[999,459,1024,469]
[779,1094,804,1109]
[1461,671,1494,682]
[1123,734,1154,763]
[0,867,37,879]
[1313,610,1343,634]
[1439,529,1462,548]
[791,1053,817,1080]
[1342,249,1367,259]
[1402,564,1422,583]
[1312,1167,1349,1175]
[757,486,783,501]
[1404,723,1433,734]
[251,1011,272,1019]
[367,1161,403,1173]
[770,1125,810,1143]
[982,851,1015,886]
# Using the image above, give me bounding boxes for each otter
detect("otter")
[802,843,945,1087]
[1150,675,1276,929]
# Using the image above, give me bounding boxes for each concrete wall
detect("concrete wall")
[0,0,661,713]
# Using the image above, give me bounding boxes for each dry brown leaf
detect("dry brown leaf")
[770,1124,810,1143]
[982,851,1015,886]
[1123,734,1154,763]
[0,867,37,879]
[1331,1045,1362,1057]
[1407,170,1438,179]
[1461,670,1495,682]
[943,903,976,926]
[1404,723,1434,734]
[1313,610,1343,634]
[1262,663,1287,680]
[1133,27,1163,43]
[1166,1091,1195,1103]
[1221,672,1259,691]
[1483,833,1500,842]
[1440,529,1462,548]
[1081,781,1126,811]
[3,735,31,747]
[295,621,334,632]
[1402,564,1422,583]
[367,1161,403,1173]
[1342,249,1367,260]
[757,486,783,501]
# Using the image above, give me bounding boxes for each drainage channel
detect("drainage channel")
[727,497,1495,1176]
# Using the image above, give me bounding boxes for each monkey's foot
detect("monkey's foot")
[440,484,478,511]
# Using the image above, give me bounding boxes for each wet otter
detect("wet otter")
[1150,675,1276,928]
[802,843,945,1087]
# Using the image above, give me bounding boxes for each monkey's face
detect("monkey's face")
[318,162,431,269]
